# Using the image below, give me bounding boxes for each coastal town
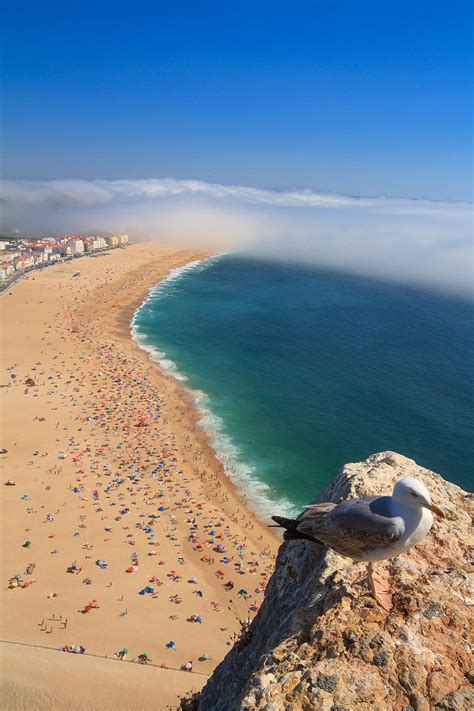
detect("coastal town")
[0,233,129,288]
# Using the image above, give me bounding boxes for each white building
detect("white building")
[0,263,15,279]
[13,255,34,271]
[2,251,21,262]
[66,239,85,255]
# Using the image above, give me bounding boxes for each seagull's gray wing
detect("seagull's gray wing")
[296,496,404,559]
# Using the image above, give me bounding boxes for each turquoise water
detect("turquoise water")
[132,255,473,516]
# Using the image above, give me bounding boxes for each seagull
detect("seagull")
[270,477,444,611]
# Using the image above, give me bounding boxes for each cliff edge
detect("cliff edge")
[192,452,472,711]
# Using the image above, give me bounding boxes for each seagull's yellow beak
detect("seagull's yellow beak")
[426,501,444,518]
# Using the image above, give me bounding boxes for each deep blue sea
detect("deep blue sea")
[132,255,473,516]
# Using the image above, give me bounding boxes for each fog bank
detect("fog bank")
[1,178,472,297]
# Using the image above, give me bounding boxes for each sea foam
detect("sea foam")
[131,255,297,520]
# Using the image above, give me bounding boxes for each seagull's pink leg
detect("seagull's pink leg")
[367,562,393,612]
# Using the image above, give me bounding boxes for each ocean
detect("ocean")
[131,254,473,517]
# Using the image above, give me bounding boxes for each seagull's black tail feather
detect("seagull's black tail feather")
[269,515,322,544]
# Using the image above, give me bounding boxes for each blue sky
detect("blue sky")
[2,0,472,200]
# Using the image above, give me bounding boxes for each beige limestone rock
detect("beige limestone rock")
[186,452,473,711]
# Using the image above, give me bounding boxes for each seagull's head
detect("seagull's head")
[392,477,444,517]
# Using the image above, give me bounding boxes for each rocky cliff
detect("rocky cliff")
[192,452,473,711]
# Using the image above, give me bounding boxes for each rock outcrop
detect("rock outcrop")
[193,452,473,711]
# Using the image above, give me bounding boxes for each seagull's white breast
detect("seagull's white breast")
[401,506,433,548]
[360,505,434,562]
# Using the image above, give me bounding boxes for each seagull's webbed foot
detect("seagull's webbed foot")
[367,562,393,612]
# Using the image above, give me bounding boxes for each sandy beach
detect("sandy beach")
[0,243,278,710]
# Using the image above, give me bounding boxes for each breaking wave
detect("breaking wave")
[131,255,298,519]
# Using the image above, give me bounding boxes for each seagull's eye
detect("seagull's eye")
[410,492,417,497]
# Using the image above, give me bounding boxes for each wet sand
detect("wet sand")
[0,243,278,709]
